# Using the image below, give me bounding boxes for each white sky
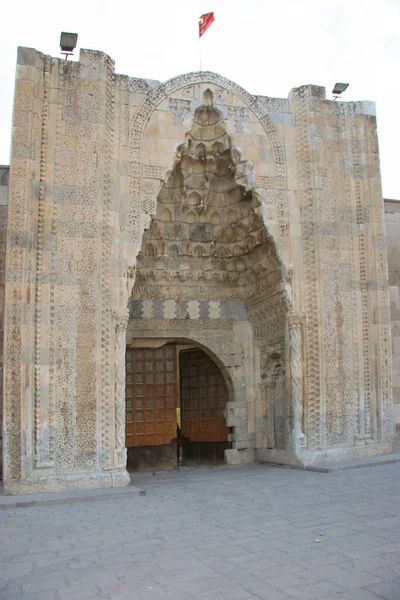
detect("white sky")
[1,0,399,198]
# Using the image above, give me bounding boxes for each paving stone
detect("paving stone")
[154,566,220,586]
[234,578,289,600]
[214,545,250,558]
[284,580,347,599]
[326,572,384,589]
[318,592,380,600]
[0,585,23,599]
[241,557,279,572]
[365,581,400,600]
[263,573,310,590]
[226,551,271,564]
[1,463,400,600]
[217,585,258,600]
[194,591,225,600]
[58,591,104,600]
[302,565,355,580]
[107,592,143,600]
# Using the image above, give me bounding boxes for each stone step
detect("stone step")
[0,484,145,509]
[307,452,400,473]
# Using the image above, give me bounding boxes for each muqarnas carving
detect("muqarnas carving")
[131,90,289,453]
[133,90,286,313]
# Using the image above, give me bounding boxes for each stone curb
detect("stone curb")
[0,485,146,509]
[306,453,400,473]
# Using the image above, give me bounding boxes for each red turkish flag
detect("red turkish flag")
[199,12,215,38]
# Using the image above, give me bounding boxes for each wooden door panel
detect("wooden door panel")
[180,349,228,443]
[126,346,177,447]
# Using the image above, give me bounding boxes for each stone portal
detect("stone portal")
[1,47,393,494]
[127,90,288,468]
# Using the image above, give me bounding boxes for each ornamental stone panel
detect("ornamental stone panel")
[385,200,400,434]
[1,46,394,494]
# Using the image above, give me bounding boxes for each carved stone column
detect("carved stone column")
[33,55,54,471]
[259,381,275,449]
[113,309,129,469]
[265,382,276,449]
[288,313,306,450]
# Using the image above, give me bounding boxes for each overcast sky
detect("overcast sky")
[1,0,399,198]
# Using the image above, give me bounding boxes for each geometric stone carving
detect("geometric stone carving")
[34,54,54,470]
[113,309,129,469]
[290,86,322,450]
[1,46,393,495]
[288,312,306,450]
[128,71,290,253]
[134,91,285,318]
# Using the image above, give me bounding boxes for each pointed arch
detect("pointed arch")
[169,244,181,258]
[188,191,201,207]
[161,208,172,222]
[144,243,157,258]
[227,209,238,224]
[186,210,197,223]
[193,244,207,258]
[128,70,289,270]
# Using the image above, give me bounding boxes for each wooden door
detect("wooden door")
[180,349,229,443]
[125,345,177,448]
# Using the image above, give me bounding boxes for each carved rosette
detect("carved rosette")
[288,313,306,450]
[113,309,129,468]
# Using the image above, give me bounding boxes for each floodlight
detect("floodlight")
[60,32,78,59]
[332,82,349,96]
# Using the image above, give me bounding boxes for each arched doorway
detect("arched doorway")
[126,88,289,469]
[125,342,231,471]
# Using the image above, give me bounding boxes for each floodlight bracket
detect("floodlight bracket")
[60,32,78,60]
[332,82,350,100]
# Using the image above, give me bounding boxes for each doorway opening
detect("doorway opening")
[125,342,231,472]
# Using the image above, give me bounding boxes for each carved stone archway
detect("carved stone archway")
[124,91,295,465]
[127,71,288,257]
[121,73,320,453]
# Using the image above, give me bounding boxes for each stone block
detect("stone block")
[17,46,37,66]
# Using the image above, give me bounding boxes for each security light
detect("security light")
[332,82,349,96]
[60,32,78,59]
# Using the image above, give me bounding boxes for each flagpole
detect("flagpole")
[198,12,214,72]
[198,18,202,71]
[199,34,202,71]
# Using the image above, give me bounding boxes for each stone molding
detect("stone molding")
[34,54,53,470]
[287,312,306,450]
[112,309,129,469]
[289,87,322,449]
[100,55,116,470]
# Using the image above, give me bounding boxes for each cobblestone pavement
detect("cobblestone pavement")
[1,462,400,600]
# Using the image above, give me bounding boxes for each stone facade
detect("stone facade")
[385,200,400,433]
[0,46,394,494]
[0,165,9,474]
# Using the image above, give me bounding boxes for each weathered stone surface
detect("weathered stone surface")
[0,46,394,493]
[385,199,400,434]
[0,165,9,478]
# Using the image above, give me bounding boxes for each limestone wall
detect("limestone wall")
[2,46,393,494]
[385,199,400,434]
[0,166,9,477]
[297,97,388,449]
